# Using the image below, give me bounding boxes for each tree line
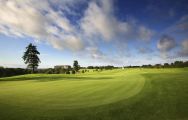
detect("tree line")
[0,67,31,78]
[124,61,188,68]
[1,43,188,78]
[87,65,115,70]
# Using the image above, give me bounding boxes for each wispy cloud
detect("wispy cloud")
[164,15,188,36]
[0,0,156,65]
[0,0,84,51]
[80,0,154,42]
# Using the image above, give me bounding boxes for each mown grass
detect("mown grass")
[0,68,187,120]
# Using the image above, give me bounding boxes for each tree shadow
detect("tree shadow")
[0,75,114,82]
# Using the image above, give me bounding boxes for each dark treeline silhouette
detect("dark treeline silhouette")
[125,61,188,68]
[0,67,31,78]
[36,68,89,74]
[0,67,87,78]
[87,65,115,70]
[37,68,72,74]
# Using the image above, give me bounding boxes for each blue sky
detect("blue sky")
[0,0,188,68]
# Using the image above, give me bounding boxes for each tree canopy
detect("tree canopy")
[23,43,40,73]
[73,60,80,72]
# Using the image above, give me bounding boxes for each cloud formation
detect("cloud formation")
[165,15,188,36]
[81,0,154,42]
[179,40,188,57]
[0,0,156,65]
[157,35,177,58]
[0,0,47,38]
[0,0,84,51]
[157,35,176,52]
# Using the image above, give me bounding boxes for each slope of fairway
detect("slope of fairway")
[0,68,188,120]
[0,70,145,109]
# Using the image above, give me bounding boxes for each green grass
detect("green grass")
[0,68,188,120]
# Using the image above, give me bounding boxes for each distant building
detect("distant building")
[54,65,71,70]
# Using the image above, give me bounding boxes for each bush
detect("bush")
[45,69,53,74]
[72,70,76,74]
[0,68,29,78]
[60,69,66,74]
[65,71,70,74]
[0,67,5,77]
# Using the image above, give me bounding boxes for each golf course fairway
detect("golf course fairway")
[0,68,188,120]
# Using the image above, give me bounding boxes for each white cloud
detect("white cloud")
[80,1,115,40]
[81,0,154,42]
[86,47,106,59]
[46,10,75,33]
[0,0,47,38]
[47,36,64,50]
[0,0,156,66]
[0,0,84,52]
[64,35,84,51]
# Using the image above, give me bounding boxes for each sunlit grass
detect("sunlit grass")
[0,68,187,120]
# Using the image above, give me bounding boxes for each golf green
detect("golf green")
[0,68,187,120]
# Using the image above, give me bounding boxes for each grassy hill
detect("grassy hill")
[0,68,188,120]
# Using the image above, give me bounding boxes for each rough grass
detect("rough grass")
[0,68,187,120]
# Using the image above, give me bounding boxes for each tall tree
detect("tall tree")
[73,60,80,72]
[23,43,40,73]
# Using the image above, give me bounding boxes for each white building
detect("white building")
[54,65,71,70]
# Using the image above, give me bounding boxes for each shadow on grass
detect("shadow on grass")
[0,75,114,82]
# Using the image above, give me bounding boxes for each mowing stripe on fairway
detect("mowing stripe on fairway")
[0,70,145,109]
